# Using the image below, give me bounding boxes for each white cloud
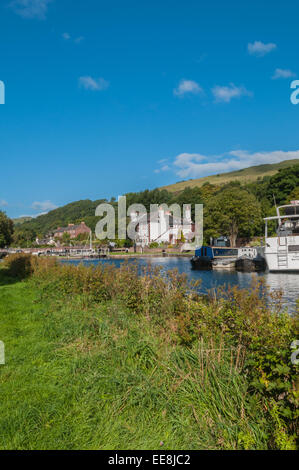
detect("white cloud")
[212,84,252,103]
[79,76,110,91]
[0,199,8,207]
[154,165,171,174]
[248,41,277,57]
[18,212,47,219]
[63,33,84,44]
[174,79,203,97]
[31,200,57,212]
[171,150,299,179]
[272,68,296,80]
[9,0,53,20]
[35,212,49,217]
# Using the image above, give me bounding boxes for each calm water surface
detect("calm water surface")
[61,257,299,312]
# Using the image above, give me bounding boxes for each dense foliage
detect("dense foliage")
[204,186,262,246]
[0,211,14,248]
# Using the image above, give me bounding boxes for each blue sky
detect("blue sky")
[1,0,299,218]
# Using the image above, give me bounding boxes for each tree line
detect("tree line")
[1,163,298,248]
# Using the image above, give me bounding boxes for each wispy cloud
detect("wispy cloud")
[248,41,277,57]
[154,165,171,174]
[79,76,110,91]
[19,212,46,218]
[174,79,203,97]
[31,200,57,212]
[272,68,296,80]
[170,150,299,179]
[9,0,53,20]
[0,199,8,207]
[74,36,84,44]
[212,84,252,103]
[63,33,84,44]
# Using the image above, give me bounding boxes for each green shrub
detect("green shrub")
[149,242,159,249]
[3,253,34,279]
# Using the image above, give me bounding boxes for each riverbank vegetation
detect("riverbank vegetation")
[0,211,14,248]
[0,254,298,450]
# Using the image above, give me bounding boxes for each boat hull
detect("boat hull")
[191,256,212,270]
[265,236,299,272]
[235,257,267,272]
[212,258,236,270]
[265,252,299,272]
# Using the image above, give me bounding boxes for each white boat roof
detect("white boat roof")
[264,202,299,221]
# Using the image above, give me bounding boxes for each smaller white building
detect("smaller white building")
[35,236,56,246]
[129,206,194,246]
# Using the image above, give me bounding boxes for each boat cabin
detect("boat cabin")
[264,201,299,238]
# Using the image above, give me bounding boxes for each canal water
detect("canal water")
[62,257,298,312]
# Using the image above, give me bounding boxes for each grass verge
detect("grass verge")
[0,255,298,450]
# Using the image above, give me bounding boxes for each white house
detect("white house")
[129,206,194,246]
[35,236,56,247]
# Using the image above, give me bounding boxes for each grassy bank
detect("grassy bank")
[0,254,298,450]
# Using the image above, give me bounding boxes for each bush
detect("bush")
[149,242,159,249]
[3,253,35,279]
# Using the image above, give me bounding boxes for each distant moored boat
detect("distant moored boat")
[264,201,299,272]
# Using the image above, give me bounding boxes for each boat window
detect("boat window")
[213,248,238,257]
[288,245,299,252]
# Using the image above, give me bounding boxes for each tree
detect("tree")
[265,164,299,205]
[289,186,299,201]
[0,211,14,248]
[200,183,218,203]
[204,188,262,247]
[62,232,71,246]
[13,227,36,248]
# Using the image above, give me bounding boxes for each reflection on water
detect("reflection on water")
[262,272,299,310]
[62,257,298,312]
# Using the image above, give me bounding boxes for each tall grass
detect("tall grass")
[0,254,298,450]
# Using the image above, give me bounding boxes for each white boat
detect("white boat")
[264,200,299,272]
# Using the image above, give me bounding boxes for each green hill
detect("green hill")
[13,217,33,226]
[15,199,107,238]
[161,159,299,193]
